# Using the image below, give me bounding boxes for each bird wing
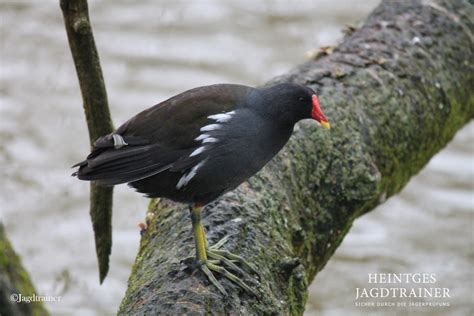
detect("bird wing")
[73,84,251,185]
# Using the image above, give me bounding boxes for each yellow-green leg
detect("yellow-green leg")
[189,205,259,296]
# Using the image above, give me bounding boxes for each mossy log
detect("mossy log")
[119,0,473,314]
[0,223,49,316]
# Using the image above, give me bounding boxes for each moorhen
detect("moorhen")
[73,83,330,295]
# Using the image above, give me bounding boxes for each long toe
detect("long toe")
[200,263,228,296]
[206,249,246,275]
[205,261,260,297]
[208,234,232,250]
[208,234,260,277]
[208,248,260,278]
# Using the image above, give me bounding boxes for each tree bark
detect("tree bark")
[119,0,473,314]
[60,0,114,284]
[0,223,49,316]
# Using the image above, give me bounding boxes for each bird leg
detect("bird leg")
[189,205,259,296]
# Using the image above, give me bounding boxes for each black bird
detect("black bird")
[73,83,329,295]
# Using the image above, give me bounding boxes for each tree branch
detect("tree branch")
[60,0,114,283]
[117,0,473,314]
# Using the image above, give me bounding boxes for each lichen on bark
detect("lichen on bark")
[119,0,473,314]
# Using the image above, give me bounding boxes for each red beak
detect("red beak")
[311,95,330,129]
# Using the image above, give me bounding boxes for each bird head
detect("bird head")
[257,83,330,128]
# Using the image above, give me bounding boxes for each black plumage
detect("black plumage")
[73,82,330,295]
[73,83,329,204]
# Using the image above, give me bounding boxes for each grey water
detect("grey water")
[1,1,472,315]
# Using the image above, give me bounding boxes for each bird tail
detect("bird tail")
[72,134,174,185]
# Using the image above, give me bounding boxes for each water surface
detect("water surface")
[1,1,471,315]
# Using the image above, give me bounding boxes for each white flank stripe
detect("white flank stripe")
[202,137,218,143]
[208,111,235,123]
[190,146,206,157]
[200,124,221,132]
[176,160,206,189]
[195,133,211,141]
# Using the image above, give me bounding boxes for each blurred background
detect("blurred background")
[0,0,472,315]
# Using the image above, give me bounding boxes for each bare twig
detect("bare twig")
[60,0,114,283]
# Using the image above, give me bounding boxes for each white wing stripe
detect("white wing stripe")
[208,111,235,123]
[200,124,222,132]
[202,137,218,143]
[190,146,206,157]
[176,160,207,189]
[178,110,236,190]
[195,133,211,141]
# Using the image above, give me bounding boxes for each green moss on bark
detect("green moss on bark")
[120,0,473,314]
[0,223,49,316]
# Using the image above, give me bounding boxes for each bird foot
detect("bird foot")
[207,235,260,278]
[189,235,260,297]
[199,259,260,297]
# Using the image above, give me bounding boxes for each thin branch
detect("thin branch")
[60,0,114,283]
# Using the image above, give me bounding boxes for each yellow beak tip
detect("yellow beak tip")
[321,121,331,129]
